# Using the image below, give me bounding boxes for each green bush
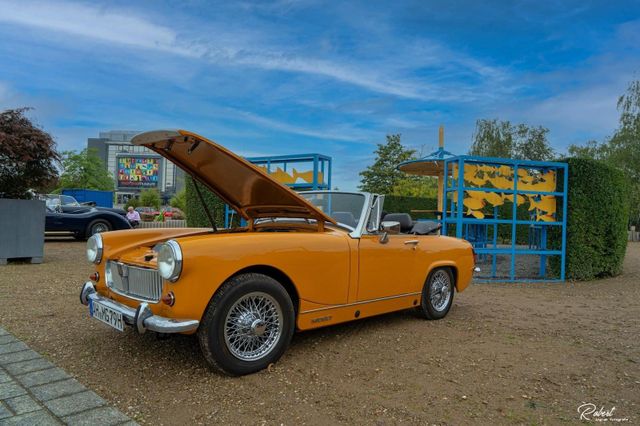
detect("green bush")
[139,188,161,210]
[550,158,630,280]
[125,197,139,210]
[170,189,186,212]
[185,179,226,228]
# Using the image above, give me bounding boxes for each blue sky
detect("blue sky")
[1,0,639,190]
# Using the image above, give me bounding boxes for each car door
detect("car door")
[356,196,421,301]
[357,234,420,301]
[45,208,66,231]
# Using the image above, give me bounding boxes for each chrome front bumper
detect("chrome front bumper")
[80,282,199,334]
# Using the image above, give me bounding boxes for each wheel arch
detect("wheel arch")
[99,212,129,230]
[425,262,458,290]
[88,215,112,228]
[226,265,300,313]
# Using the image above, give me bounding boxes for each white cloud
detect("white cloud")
[0,81,10,103]
[221,107,378,143]
[0,0,192,56]
[0,0,503,102]
[526,85,620,136]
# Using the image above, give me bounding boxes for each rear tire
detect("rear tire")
[86,219,111,237]
[416,267,454,320]
[198,273,295,376]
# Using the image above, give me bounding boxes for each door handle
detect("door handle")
[404,240,419,249]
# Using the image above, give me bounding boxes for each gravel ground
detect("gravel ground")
[1,239,639,425]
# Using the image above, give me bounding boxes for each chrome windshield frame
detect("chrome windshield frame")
[299,191,373,239]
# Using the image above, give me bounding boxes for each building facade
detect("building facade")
[87,131,184,204]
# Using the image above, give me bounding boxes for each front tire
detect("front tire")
[198,273,295,376]
[416,267,454,320]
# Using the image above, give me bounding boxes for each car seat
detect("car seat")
[382,213,414,233]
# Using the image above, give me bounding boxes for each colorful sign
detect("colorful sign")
[117,156,160,188]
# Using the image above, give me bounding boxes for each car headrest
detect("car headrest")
[383,213,413,231]
[332,211,357,228]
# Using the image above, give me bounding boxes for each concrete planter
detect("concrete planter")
[0,199,45,265]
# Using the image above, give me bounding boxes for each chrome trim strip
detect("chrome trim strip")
[87,234,103,264]
[162,239,183,282]
[300,190,373,239]
[349,192,372,239]
[80,281,199,333]
[300,292,421,314]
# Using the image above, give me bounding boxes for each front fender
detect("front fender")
[163,231,351,322]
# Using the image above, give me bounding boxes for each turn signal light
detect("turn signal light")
[89,272,100,282]
[161,291,175,307]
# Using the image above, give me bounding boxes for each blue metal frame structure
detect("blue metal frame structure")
[441,155,568,282]
[224,153,332,227]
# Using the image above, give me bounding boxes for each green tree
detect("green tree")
[170,188,186,211]
[608,81,640,183]
[0,108,60,198]
[469,119,514,158]
[139,188,161,209]
[359,134,415,194]
[568,80,640,225]
[469,119,554,160]
[391,176,437,198]
[58,148,114,190]
[513,124,554,161]
[567,140,608,160]
[606,81,640,225]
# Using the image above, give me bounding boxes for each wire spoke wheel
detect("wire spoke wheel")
[429,269,452,312]
[91,222,109,234]
[224,291,283,361]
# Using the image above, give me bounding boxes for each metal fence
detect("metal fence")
[442,155,568,282]
[139,220,187,228]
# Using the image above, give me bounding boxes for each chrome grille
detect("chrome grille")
[106,261,163,303]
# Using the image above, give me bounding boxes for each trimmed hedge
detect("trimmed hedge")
[384,195,437,219]
[185,179,227,228]
[550,158,630,280]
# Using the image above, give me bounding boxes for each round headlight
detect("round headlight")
[86,234,103,264]
[157,240,182,282]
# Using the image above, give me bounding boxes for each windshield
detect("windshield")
[44,194,79,208]
[60,195,79,206]
[299,192,366,230]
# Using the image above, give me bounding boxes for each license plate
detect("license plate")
[89,300,124,332]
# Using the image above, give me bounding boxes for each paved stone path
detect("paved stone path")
[0,327,136,425]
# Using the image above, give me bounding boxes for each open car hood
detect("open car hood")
[131,130,335,224]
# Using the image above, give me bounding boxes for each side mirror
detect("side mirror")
[379,220,400,244]
[381,221,400,233]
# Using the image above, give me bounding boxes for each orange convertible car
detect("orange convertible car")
[79,130,476,375]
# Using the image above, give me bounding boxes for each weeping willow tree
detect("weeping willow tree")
[569,80,640,226]
[469,119,554,161]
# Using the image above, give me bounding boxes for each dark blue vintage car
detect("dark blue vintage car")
[44,195,131,239]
